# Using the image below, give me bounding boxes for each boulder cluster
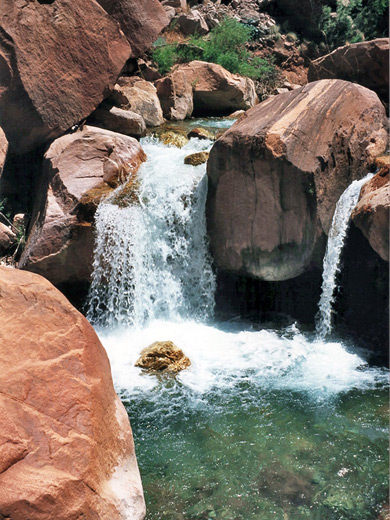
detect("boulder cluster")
[0,0,388,517]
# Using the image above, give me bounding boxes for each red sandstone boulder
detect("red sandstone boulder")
[19,126,146,286]
[92,106,147,138]
[176,12,209,35]
[173,61,258,115]
[308,39,390,108]
[352,166,389,262]
[207,79,388,281]
[155,70,194,121]
[0,266,145,520]
[0,0,131,153]
[96,0,169,58]
[108,78,165,127]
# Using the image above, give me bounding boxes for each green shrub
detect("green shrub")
[151,38,178,74]
[318,0,388,51]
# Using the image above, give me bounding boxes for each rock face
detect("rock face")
[19,126,146,286]
[155,70,194,121]
[352,167,389,262]
[0,266,145,519]
[308,39,390,107]
[0,0,131,153]
[96,0,169,58]
[135,341,191,373]
[207,79,388,281]
[174,61,258,115]
[109,78,164,127]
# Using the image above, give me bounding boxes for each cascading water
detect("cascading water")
[87,136,216,327]
[86,125,388,520]
[315,173,374,338]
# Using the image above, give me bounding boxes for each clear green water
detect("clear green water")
[123,385,388,520]
[101,321,389,520]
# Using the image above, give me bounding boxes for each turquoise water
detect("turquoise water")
[99,321,389,520]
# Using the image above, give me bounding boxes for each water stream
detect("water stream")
[88,124,388,520]
[315,174,374,338]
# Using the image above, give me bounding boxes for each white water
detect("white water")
[87,136,216,327]
[87,136,386,404]
[316,173,374,338]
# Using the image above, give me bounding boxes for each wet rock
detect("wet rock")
[135,341,191,373]
[184,151,210,165]
[308,39,389,108]
[19,126,146,286]
[207,79,388,281]
[159,131,189,148]
[257,464,314,507]
[0,223,16,256]
[177,12,209,36]
[352,165,389,262]
[174,61,258,115]
[187,128,214,140]
[0,0,131,153]
[0,127,7,177]
[92,106,147,138]
[109,78,164,127]
[0,266,145,520]
[155,71,194,121]
[96,0,169,58]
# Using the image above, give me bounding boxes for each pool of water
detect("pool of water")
[98,320,389,520]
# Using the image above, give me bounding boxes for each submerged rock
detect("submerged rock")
[19,126,146,286]
[0,266,145,520]
[184,151,210,166]
[159,131,189,148]
[135,341,191,373]
[207,79,388,281]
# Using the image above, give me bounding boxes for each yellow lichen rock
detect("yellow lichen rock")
[184,151,209,166]
[135,341,191,373]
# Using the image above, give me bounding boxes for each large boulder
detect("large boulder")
[19,126,146,286]
[207,79,388,281]
[108,78,165,127]
[173,61,258,115]
[352,165,389,262]
[92,106,147,138]
[155,70,194,121]
[96,0,169,58]
[0,0,131,154]
[0,266,145,520]
[308,39,390,108]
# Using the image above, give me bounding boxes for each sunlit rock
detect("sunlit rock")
[135,341,191,373]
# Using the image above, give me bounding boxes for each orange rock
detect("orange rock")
[0,266,145,519]
[207,79,388,281]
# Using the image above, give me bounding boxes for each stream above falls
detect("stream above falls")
[88,119,388,520]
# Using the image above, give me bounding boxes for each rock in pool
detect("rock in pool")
[135,341,191,373]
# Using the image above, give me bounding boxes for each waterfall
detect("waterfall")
[315,173,373,338]
[87,136,216,328]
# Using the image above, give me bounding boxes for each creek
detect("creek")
[87,120,388,520]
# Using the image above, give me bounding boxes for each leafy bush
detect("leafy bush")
[318,0,388,50]
[151,39,178,75]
